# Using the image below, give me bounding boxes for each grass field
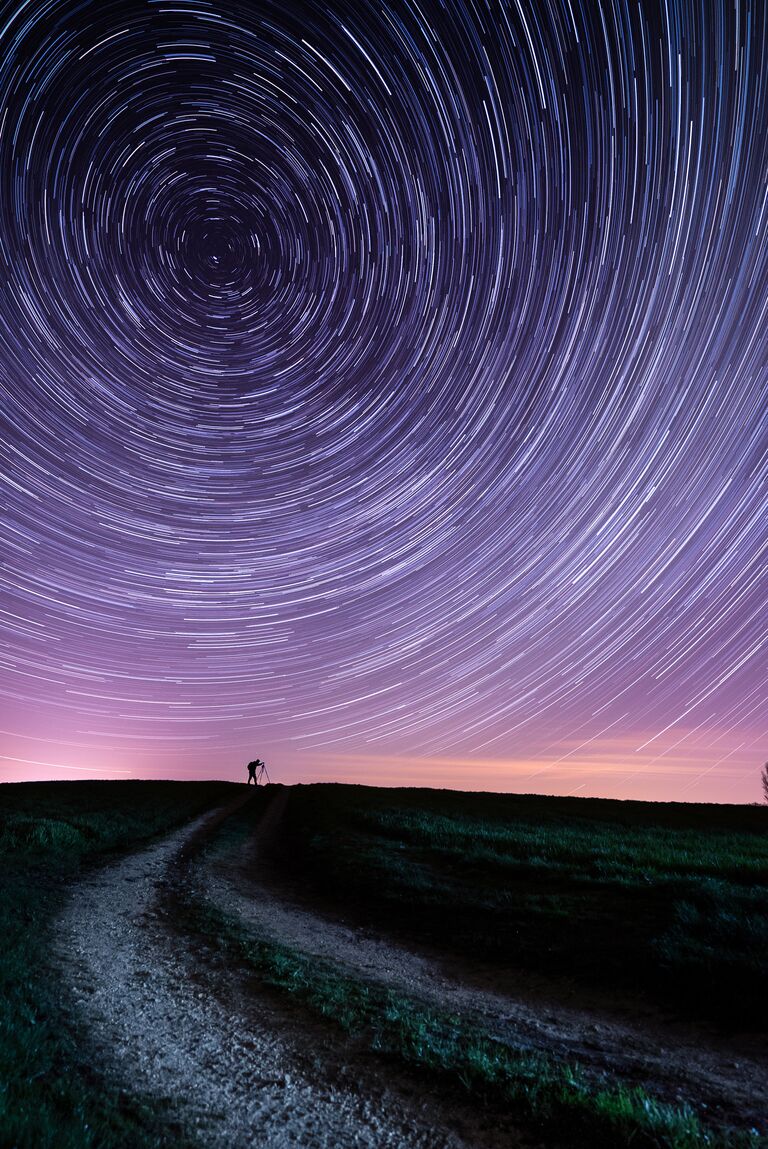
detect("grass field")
[169,783,767,1149]
[0,779,236,1149]
[273,784,768,1026]
[2,779,765,1149]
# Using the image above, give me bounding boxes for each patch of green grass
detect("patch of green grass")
[359,805,768,883]
[179,895,761,1149]
[0,779,236,1148]
[272,784,768,1025]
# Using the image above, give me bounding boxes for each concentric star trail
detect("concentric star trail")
[0,0,766,798]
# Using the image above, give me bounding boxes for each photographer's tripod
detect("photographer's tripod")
[247,758,271,785]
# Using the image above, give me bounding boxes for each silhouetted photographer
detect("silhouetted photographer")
[246,759,269,785]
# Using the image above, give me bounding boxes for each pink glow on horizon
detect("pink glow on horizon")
[1,728,763,804]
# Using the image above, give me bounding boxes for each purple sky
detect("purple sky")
[1,0,766,802]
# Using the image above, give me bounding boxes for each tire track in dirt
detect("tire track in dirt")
[197,789,767,1135]
[53,797,527,1149]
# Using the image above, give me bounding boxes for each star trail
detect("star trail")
[0,0,766,800]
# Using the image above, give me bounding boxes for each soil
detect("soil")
[53,788,768,1145]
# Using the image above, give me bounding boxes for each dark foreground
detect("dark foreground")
[275,784,768,1027]
[1,780,766,1148]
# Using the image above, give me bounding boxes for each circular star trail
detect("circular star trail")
[0,0,766,790]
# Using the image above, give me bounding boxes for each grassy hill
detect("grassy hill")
[274,784,768,1025]
[1,778,765,1149]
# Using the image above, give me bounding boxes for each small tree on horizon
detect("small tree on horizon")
[762,761,768,804]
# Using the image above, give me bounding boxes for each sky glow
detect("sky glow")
[0,0,766,801]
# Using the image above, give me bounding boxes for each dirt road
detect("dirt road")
[53,789,767,1145]
[53,799,527,1149]
[199,788,767,1134]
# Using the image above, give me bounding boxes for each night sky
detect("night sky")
[0,0,766,801]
